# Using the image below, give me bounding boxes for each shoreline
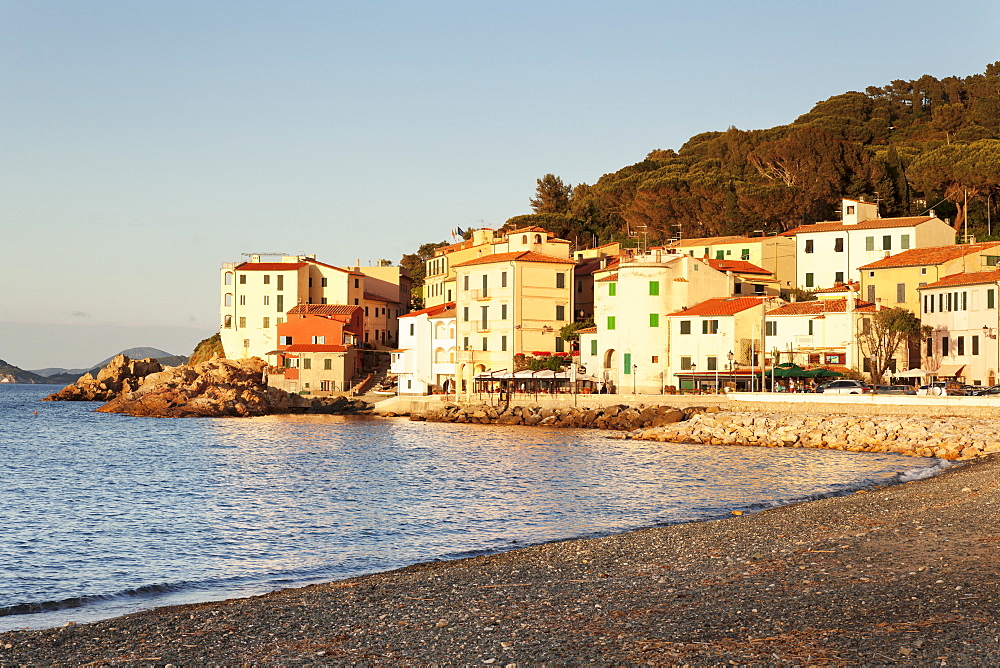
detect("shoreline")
[3,455,998,665]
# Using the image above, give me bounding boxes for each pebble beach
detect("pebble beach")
[2,453,998,665]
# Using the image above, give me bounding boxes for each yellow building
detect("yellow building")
[857,242,1000,314]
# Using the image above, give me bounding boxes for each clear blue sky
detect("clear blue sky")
[2,0,998,369]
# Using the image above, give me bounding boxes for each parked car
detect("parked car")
[917,382,967,396]
[967,385,1000,396]
[872,384,918,395]
[816,380,872,394]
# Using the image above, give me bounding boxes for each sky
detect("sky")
[2,0,998,370]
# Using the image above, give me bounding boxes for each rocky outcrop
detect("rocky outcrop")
[93,357,372,418]
[44,355,164,401]
[410,402,706,431]
[619,410,1000,460]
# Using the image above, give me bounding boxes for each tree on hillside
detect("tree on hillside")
[400,240,448,306]
[530,174,572,214]
[909,139,1000,231]
[933,103,965,144]
[856,307,921,384]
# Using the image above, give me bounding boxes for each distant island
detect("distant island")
[1,347,188,385]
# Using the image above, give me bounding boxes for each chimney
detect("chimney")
[930,208,936,218]
[847,291,855,312]
[251,254,261,263]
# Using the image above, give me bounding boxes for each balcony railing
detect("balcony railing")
[468,289,491,301]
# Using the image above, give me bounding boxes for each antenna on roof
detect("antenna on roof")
[242,252,288,257]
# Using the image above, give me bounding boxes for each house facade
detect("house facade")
[763,296,876,375]
[391,302,457,395]
[266,304,364,394]
[784,199,956,291]
[667,234,796,289]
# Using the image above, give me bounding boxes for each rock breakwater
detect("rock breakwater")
[410,402,710,430]
[44,354,163,401]
[620,410,1000,460]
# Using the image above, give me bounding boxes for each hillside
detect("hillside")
[0,360,47,384]
[484,62,1000,251]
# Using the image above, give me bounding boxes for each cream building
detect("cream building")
[391,302,457,395]
[784,198,956,290]
[763,296,877,375]
[667,234,796,289]
[858,242,1000,315]
[919,270,1000,386]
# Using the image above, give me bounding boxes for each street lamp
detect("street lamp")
[728,350,735,391]
[632,364,638,394]
[690,362,697,392]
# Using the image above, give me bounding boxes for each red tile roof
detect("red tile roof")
[237,262,306,271]
[702,258,771,275]
[668,235,752,247]
[856,242,1000,270]
[918,269,1000,290]
[280,344,350,353]
[429,308,456,319]
[595,273,618,282]
[767,298,876,316]
[668,297,771,317]
[452,251,577,268]
[287,304,360,316]
[302,258,363,275]
[812,282,859,294]
[575,326,597,334]
[399,302,455,319]
[363,292,399,304]
[782,216,936,236]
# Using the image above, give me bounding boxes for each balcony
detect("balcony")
[468,289,491,301]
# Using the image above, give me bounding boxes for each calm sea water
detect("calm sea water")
[0,384,946,631]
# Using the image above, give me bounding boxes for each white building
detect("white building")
[763,296,876,374]
[918,270,1000,386]
[783,199,956,291]
[391,302,457,395]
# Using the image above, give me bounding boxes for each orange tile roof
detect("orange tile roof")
[363,292,399,303]
[280,344,350,353]
[287,304,360,316]
[767,298,876,316]
[856,242,1000,270]
[782,216,936,236]
[668,297,770,317]
[812,282,859,294]
[452,251,576,268]
[429,308,457,319]
[702,258,771,275]
[237,262,306,271]
[595,273,618,282]
[399,302,455,319]
[668,235,752,247]
[575,326,597,334]
[918,269,1000,290]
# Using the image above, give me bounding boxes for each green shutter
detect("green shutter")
[865,236,874,251]
[649,281,659,296]
[649,313,659,327]
[607,316,616,330]
[623,353,631,374]
[590,339,597,356]
[608,282,617,296]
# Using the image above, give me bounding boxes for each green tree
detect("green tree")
[400,240,448,306]
[933,103,965,144]
[856,308,921,384]
[530,174,572,214]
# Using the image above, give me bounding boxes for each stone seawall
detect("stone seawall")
[409,402,708,431]
[618,410,1000,460]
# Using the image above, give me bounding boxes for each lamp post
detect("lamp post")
[728,350,735,391]
[690,362,697,392]
[632,364,638,394]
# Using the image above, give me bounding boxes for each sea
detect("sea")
[0,384,948,631]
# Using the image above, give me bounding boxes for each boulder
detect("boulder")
[44,355,164,402]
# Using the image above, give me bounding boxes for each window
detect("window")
[834,237,844,252]
[990,289,997,309]
[896,283,906,303]
[901,234,910,250]
[649,281,659,296]
[223,315,232,329]
[239,295,246,306]
[225,293,233,307]
[986,256,1000,267]
[702,319,719,334]
[808,319,814,335]
[652,355,659,363]
[556,273,565,289]
[835,272,844,284]
[276,295,284,312]
[973,335,980,355]
[501,335,508,352]
[501,271,507,287]
[409,323,415,336]
[324,358,332,370]
[765,320,777,337]
[680,320,691,334]
[926,337,933,357]
[607,316,616,330]
[941,336,950,356]
[262,317,270,328]
[649,313,659,327]
[865,236,875,251]
[481,305,488,329]
[354,278,359,288]
[276,275,284,291]
[680,356,692,370]
[279,335,293,345]
[263,275,270,284]
[239,317,246,328]
[623,353,631,374]
[321,277,328,287]
[263,295,270,306]
[365,306,369,316]
[302,358,311,370]
[463,307,469,321]
[225,273,233,286]
[847,205,855,215]
[957,337,965,355]
[482,274,489,296]
[463,275,469,291]
[734,282,742,295]
[754,284,765,295]
[868,285,876,302]
[805,273,814,288]
[463,336,469,350]
[555,337,564,353]
[715,250,724,259]
[707,356,717,371]
[608,282,617,296]
[577,280,582,293]
[239,274,246,284]
[883,235,892,250]
[741,249,750,260]
[482,337,488,351]
[804,239,814,254]
[556,305,565,321]
[501,304,508,319]
[962,292,968,310]
[590,339,597,356]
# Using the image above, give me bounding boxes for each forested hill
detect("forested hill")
[501,62,1000,248]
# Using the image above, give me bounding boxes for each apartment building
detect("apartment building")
[391,302,457,395]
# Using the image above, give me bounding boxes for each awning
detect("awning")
[892,368,929,378]
[934,364,966,378]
